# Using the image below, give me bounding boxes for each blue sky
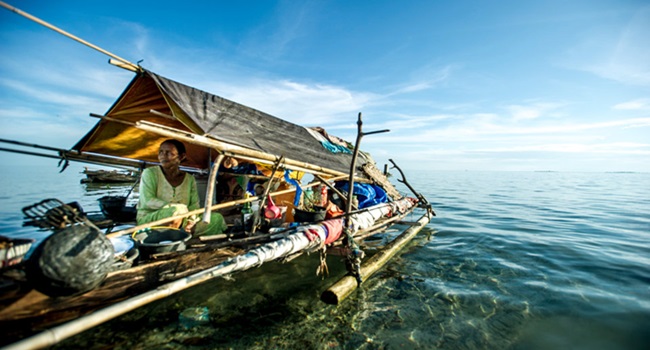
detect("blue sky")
[1,0,648,172]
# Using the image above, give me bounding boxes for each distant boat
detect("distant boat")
[81,168,139,183]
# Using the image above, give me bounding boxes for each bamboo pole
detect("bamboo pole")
[320,211,432,305]
[108,58,138,72]
[202,154,224,224]
[63,152,152,170]
[0,138,154,171]
[353,212,409,240]
[0,137,71,153]
[0,146,62,160]
[88,114,361,180]
[148,109,178,121]
[314,174,356,209]
[0,1,139,72]
[224,152,346,179]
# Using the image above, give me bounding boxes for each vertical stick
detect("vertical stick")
[345,113,364,218]
[202,154,224,223]
[343,113,365,283]
[252,156,285,234]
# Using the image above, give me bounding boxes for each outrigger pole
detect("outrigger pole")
[342,113,390,284]
[0,138,153,170]
[0,1,140,72]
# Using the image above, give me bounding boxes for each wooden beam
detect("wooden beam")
[136,120,349,177]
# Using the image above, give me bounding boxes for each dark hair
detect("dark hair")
[161,139,187,156]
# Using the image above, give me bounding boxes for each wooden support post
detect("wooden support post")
[342,113,390,283]
[202,154,224,224]
[252,156,284,234]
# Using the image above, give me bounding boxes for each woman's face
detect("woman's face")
[158,142,184,168]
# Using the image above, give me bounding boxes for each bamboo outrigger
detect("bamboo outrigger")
[0,2,435,349]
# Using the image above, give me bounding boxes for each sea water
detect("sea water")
[1,164,649,349]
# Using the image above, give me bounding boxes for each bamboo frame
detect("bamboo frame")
[136,120,349,177]
[105,174,350,239]
[87,113,357,178]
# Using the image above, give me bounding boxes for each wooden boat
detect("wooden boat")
[80,168,140,183]
[0,3,435,349]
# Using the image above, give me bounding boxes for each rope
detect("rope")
[316,246,329,278]
[344,226,364,284]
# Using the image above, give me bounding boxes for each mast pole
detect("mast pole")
[0,1,140,72]
[343,113,390,284]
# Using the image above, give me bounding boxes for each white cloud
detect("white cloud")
[583,6,650,85]
[389,65,456,95]
[475,142,650,154]
[506,102,565,121]
[363,116,650,147]
[202,79,377,125]
[613,98,650,110]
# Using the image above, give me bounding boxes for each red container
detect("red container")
[319,185,328,206]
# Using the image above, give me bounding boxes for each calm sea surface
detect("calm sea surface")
[1,163,649,349]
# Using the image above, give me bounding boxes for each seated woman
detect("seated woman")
[137,139,227,236]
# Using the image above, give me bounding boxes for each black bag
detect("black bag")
[27,224,114,297]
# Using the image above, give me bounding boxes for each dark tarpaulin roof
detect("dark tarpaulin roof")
[73,69,362,174]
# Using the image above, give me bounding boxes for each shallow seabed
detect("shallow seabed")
[2,165,649,349]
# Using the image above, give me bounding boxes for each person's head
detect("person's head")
[158,139,187,167]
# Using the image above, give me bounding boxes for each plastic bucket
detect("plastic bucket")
[98,196,136,222]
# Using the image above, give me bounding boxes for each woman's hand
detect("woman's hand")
[184,221,196,233]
